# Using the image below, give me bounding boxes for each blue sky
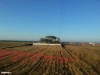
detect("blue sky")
[0,0,100,42]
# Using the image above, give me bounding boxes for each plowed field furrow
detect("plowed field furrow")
[0,45,100,75]
[65,46,99,75]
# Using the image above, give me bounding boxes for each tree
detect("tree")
[40,36,60,43]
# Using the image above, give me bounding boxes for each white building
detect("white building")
[89,42,95,46]
[33,43,61,46]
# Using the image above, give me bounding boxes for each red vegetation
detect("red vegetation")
[0,50,78,65]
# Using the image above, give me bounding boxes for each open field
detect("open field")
[0,42,100,75]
